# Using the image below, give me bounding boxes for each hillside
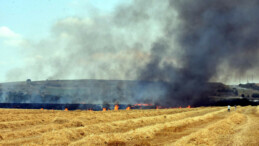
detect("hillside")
[0,79,168,104]
[0,79,244,106]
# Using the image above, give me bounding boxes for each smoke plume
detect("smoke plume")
[2,0,259,105]
[139,0,259,106]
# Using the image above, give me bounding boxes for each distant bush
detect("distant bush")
[26,79,32,86]
[252,93,259,98]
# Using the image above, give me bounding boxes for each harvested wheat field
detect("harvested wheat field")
[0,106,258,146]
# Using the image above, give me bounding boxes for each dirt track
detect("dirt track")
[0,106,258,145]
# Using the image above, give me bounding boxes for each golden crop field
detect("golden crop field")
[0,106,258,145]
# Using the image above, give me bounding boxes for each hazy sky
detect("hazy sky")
[0,0,127,82]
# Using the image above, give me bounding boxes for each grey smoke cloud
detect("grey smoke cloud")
[6,0,170,82]
[3,0,259,105]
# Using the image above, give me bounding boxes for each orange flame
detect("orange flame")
[40,108,43,110]
[65,108,68,111]
[156,106,163,109]
[179,106,182,109]
[103,108,107,111]
[114,104,119,111]
[187,105,191,108]
[126,106,131,110]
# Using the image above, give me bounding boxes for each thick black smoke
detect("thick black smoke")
[139,0,259,106]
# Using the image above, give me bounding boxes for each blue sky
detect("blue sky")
[0,0,125,39]
[0,0,127,82]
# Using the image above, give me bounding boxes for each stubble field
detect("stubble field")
[0,106,258,145]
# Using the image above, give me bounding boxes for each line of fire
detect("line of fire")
[0,79,258,111]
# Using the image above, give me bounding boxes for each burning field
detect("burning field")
[1,0,259,145]
[0,106,258,145]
